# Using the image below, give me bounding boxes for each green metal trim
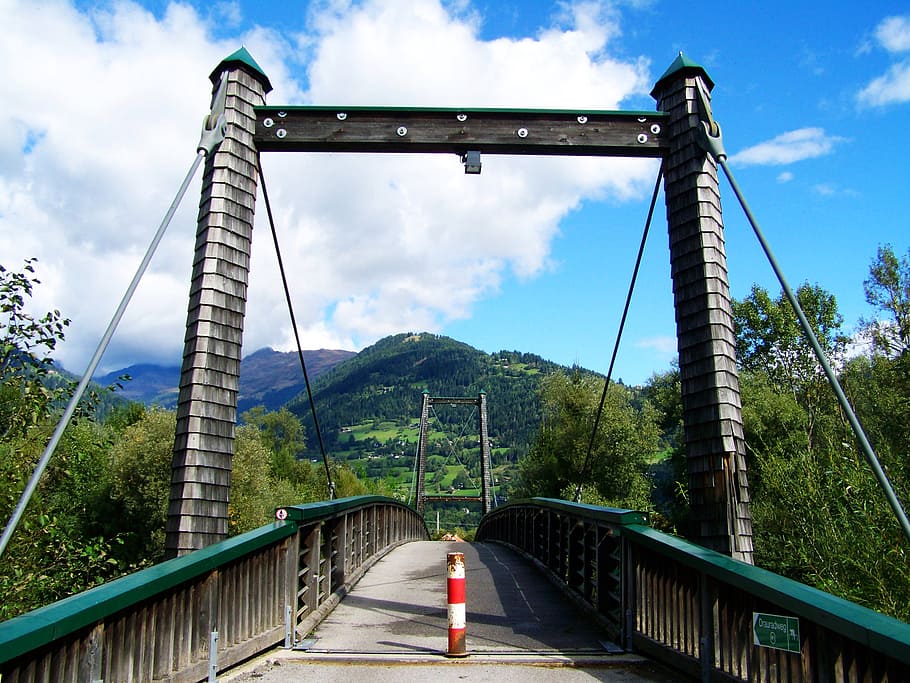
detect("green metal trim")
[485,497,650,526]
[623,524,910,664]
[651,52,714,96]
[0,521,297,665]
[256,105,667,118]
[278,495,425,526]
[211,46,273,92]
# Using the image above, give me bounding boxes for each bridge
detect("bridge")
[2,496,908,681]
[3,47,910,682]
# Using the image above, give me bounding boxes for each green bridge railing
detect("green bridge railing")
[476,498,910,682]
[0,496,428,682]
[4,495,908,682]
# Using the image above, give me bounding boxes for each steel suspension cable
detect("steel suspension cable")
[0,150,208,560]
[715,154,910,545]
[0,74,231,560]
[256,154,335,499]
[691,92,910,543]
[574,163,664,503]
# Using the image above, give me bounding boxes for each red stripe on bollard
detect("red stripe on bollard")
[446,551,468,657]
[447,577,466,604]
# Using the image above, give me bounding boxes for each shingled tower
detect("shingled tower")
[165,49,272,557]
[652,55,754,563]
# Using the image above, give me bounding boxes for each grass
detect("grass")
[645,447,674,465]
[336,418,519,499]
[342,419,451,445]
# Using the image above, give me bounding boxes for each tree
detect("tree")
[841,354,910,490]
[0,260,128,619]
[862,244,910,357]
[640,367,689,530]
[733,283,849,454]
[731,278,910,620]
[641,365,683,451]
[229,424,276,534]
[102,407,174,564]
[515,369,659,510]
[0,418,126,620]
[0,259,70,438]
[241,406,313,487]
[452,468,470,490]
[242,406,306,458]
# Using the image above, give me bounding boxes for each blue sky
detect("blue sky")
[1,1,908,386]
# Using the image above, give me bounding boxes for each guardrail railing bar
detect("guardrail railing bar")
[476,498,910,682]
[1,496,428,682]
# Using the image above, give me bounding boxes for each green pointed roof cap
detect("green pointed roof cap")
[651,52,714,98]
[210,46,273,93]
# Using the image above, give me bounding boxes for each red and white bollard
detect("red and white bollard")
[446,551,468,657]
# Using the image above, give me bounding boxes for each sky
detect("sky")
[1,0,908,386]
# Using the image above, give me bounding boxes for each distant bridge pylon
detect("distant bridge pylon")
[414,391,493,514]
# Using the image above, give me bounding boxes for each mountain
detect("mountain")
[288,333,577,461]
[95,348,355,412]
[236,347,356,414]
[93,333,602,460]
[95,364,181,407]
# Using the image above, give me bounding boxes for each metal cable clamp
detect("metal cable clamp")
[197,72,229,155]
[693,78,727,162]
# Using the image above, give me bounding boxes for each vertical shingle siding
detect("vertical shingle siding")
[165,64,268,557]
[654,65,754,563]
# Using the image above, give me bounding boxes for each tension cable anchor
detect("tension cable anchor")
[693,78,727,162]
[197,72,229,156]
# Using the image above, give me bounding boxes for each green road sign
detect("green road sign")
[753,612,800,653]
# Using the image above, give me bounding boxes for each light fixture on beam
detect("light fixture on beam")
[462,150,481,175]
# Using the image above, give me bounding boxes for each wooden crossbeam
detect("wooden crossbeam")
[253,106,668,157]
[427,397,483,406]
[423,495,483,503]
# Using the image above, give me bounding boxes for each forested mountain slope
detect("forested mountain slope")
[289,333,589,461]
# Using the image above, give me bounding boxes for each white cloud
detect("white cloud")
[0,0,657,373]
[727,128,845,166]
[875,15,910,53]
[811,183,858,198]
[636,336,676,355]
[857,15,910,107]
[777,171,794,183]
[214,1,243,28]
[857,60,910,107]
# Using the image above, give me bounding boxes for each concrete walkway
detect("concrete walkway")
[222,541,681,681]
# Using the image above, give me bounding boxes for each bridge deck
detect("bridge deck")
[224,541,679,681]
[315,540,609,654]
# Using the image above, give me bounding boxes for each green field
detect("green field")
[335,417,515,504]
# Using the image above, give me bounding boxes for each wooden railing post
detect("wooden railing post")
[79,623,103,682]
[330,517,347,593]
[698,571,715,683]
[622,534,635,651]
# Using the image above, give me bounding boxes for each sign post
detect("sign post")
[753,612,800,654]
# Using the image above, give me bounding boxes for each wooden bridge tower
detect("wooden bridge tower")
[652,55,753,562]
[414,391,493,514]
[164,49,272,557]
